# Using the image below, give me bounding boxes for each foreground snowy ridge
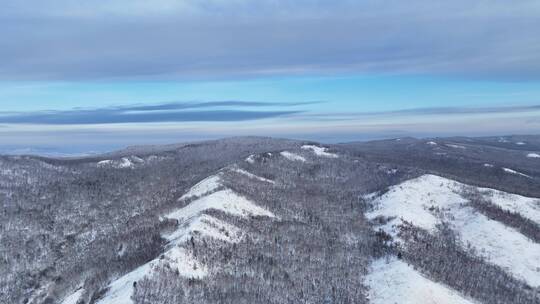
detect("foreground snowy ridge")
[367,174,540,287]
[95,173,276,304]
[366,257,477,304]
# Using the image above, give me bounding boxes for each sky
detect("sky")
[1,0,540,155]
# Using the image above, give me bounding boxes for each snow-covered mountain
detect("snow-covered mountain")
[2,136,539,304]
[365,174,540,303]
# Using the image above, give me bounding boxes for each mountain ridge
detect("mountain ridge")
[1,135,539,304]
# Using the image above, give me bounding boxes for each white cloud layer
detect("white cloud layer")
[1,0,539,80]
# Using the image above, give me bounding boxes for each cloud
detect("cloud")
[123,100,320,112]
[2,111,539,156]
[293,104,540,121]
[1,100,539,154]
[1,1,539,81]
[0,101,304,124]
[2,101,538,125]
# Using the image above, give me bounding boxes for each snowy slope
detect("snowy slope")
[169,188,275,222]
[477,187,540,224]
[367,175,467,236]
[179,174,222,201]
[166,214,242,244]
[366,257,477,304]
[159,246,208,278]
[451,206,540,286]
[97,263,152,304]
[367,174,540,287]
[96,173,275,304]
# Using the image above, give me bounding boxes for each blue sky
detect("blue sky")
[1,1,540,154]
[2,76,539,112]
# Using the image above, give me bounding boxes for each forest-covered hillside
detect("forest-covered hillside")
[1,136,539,304]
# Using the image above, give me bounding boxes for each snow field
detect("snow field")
[367,174,540,287]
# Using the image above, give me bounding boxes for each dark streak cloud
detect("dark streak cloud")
[3,101,537,126]
[294,104,540,121]
[125,100,321,112]
[0,101,304,124]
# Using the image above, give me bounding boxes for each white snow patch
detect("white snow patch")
[502,167,531,178]
[61,289,84,304]
[169,181,277,244]
[367,174,540,287]
[245,155,255,164]
[170,189,275,222]
[478,189,540,224]
[366,257,477,304]
[516,141,526,145]
[427,141,437,146]
[179,174,222,201]
[367,175,466,236]
[367,173,540,225]
[97,158,135,169]
[131,156,144,163]
[280,151,306,162]
[118,158,133,168]
[446,144,466,149]
[161,246,207,278]
[527,153,540,158]
[301,145,338,158]
[450,206,540,286]
[97,263,152,304]
[231,167,275,184]
[483,163,493,167]
[96,246,205,304]
[166,214,242,244]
